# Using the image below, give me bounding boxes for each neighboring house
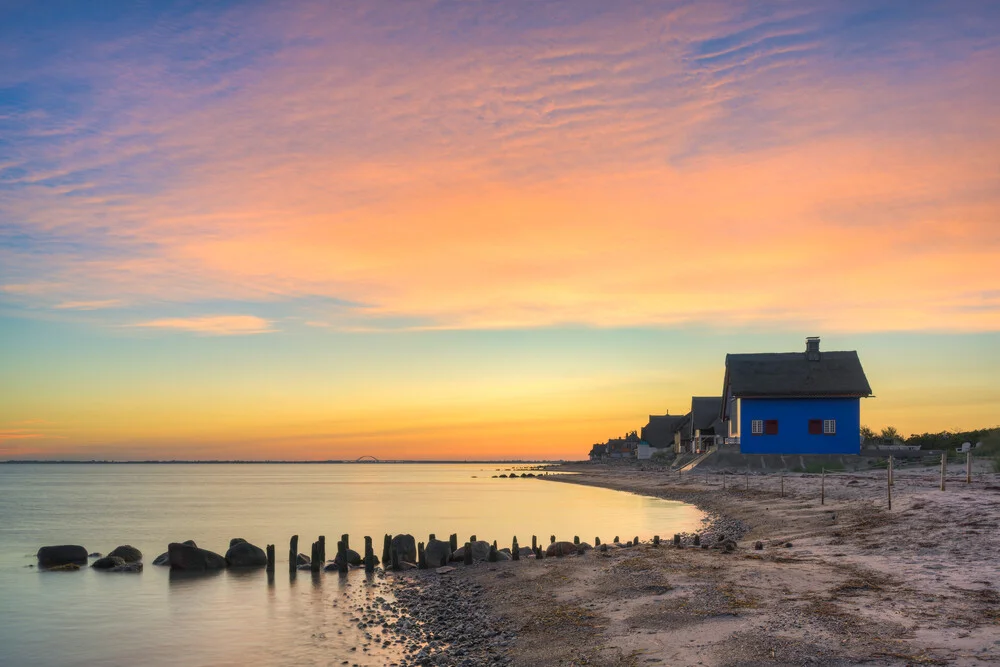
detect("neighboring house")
[589,443,608,461]
[720,337,873,455]
[641,413,691,453]
[688,396,724,453]
[606,431,642,458]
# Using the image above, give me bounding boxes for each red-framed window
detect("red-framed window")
[808,419,823,435]
[763,420,778,435]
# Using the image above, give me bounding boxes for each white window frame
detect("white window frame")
[823,419,836,435]
[751,419,763,435]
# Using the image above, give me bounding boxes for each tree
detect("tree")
[860,425,876,442]
[880,426,900,441]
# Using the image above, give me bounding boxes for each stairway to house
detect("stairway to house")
[678,447,717,473]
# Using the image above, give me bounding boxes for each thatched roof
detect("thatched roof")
[723,351,872,398]
[641,413,690,448]
[690,397,723,431]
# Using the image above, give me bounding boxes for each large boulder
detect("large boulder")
[92,556,127,570]
[229,538,247,548]
[110,562,142,573]
[37,545,88,568]
[424,539,452,568]
[154,540,196,566]
[546,541,583,557]
[449,540,491,562]
[108,545,142,563]
[296,553,311,566]
[333,548,362,567]
[225,540,267,568]
[390,534,417,564]
[168,542,227,570]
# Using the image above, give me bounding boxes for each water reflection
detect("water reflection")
[168,568,224,587]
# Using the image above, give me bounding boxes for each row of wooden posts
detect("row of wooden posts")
[256,531,696,572]
[705,451,974,513]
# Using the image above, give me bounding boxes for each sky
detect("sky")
[1,0,998,460]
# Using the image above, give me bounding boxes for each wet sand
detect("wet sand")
[394,461,1000,666]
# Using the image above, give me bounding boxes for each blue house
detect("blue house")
[720,337,873,455]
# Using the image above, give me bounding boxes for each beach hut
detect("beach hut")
[720,337,873,455]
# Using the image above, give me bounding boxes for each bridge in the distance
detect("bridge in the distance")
[355,455,380,463]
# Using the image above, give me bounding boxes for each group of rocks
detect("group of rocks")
[491,472,537,479]
[35,544,143,572]
[35,538,273,572]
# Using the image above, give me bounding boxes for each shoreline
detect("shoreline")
[389,462,1000,666]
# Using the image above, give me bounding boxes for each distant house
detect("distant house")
[588,443,608,461]
[605,431,641,458]
[641,413,690,453]
[687,396,724,453]
[720,337,873,455]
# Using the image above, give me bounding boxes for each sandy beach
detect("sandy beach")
[392,461,1000,666]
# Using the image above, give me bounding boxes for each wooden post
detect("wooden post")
[318,535,326,564]
[966,451,972,484]
[614,535,619,543]
[940,451,947,491]
[418,542,426,569]
[391,547,400,571]
[364,536,375,572]
[550,535,555,544]
[888,456,894,487]
[633,535,639,546]
[531,535,537,551]
[449,534,458,554]
[289,535,299,572]
[653,535,660,547]
[429,533,435,541]
[337,540,348,573]
[512,537,519,561]
[310,541,320,572]
[470,534,477,542]
[266,544,275,572]
[463,542,473,565]
[341,534,350,552]
[573,536,580,545]
[821,468,825,505]
[595,537,601,547]
[887,465,892,511]
[673,534,680,546]
[382,534,392,568]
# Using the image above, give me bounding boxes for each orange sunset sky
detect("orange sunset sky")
[1,1,998,460]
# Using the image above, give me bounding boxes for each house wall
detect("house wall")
[739,397,861,455]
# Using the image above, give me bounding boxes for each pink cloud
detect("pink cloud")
[132,315,275,335]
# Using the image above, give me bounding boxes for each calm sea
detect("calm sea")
[0,463,704,666]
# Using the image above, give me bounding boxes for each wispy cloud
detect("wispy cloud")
[132,315,275,335]
[54,299,122,310]
[0,1,997,333]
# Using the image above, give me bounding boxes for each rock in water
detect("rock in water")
[424,539,452,568]
[152,552,170,566]
[168,542,227,570]
[296,552,311,566]
[45,563,81,571]
[225,541,267,568]
[108,545,142,563]
[92,556,127,569]
[333,548,363,567]
[390,534,417,564]
[37,545,89,568]
[229,538,247,548]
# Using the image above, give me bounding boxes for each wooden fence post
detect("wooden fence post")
[341,534,350,552]
[310,541,320,572]
[382,534,392,567]
[449,534,458,554]
[940,451,947,491]
[531,535,537,551]
[364,536,375,572]
[289,535,298,572]
[318,536,326,564]
[512,537,519,561]
[966,451,972,484]
[889,455,894,487]
[337,540,348,573]
[887,465,892,511]
[266,544,275,572]
[463,542,473,565]
[418,542,426,569]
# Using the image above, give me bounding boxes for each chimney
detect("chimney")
[805,336,820,361]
